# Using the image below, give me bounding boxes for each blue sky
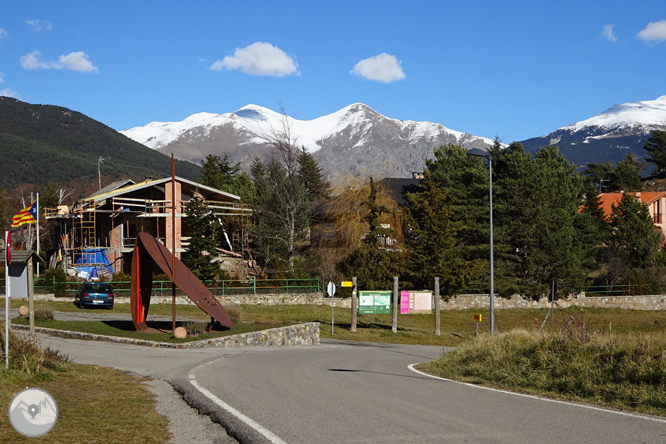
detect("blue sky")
[1,1,665,142]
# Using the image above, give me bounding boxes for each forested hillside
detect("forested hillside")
[0,97,200,189]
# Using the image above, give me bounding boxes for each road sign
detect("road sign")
[473,313,482,322]
[341,281,353,288]
[327,282,336,297]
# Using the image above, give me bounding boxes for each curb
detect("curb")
[11,322,320,349]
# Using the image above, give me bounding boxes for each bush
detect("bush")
[34,306,55,321]
[43,267,69,297]
[224,304,243,324]
[0,324,69,376]
[182,321,206,337]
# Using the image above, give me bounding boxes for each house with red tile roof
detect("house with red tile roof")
[596,191,666,237]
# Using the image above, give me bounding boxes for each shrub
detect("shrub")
[182,321,206,337]
[224,304,243,324]
[34,306,55,321]
[0,324,69,376]
[43,267,69,297]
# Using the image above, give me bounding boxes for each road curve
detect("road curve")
[187,340,666,444]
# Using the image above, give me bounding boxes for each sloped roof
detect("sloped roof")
[597,191,666,218]
[85,176,240,202]
[87,179,136,199]
[1,249,45,265]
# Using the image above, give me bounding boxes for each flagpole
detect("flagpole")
[5,231,10,370]
[36,193,40,276]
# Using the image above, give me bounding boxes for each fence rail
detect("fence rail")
[0,277,320,297]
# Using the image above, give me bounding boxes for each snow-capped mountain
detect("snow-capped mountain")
[121,103,494,181]
[520,96,666,168]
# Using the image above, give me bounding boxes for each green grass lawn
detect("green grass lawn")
[6,297,666,347]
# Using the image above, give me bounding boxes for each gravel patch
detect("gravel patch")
[144,379,239,444]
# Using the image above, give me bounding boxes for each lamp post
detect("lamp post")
[98,156,110,190]
[466,148,494,333]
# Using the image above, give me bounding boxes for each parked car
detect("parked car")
[75,282,114,309]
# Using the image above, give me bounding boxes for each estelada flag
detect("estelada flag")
[12,200,38,227]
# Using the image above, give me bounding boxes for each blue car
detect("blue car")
[75,282,114,309]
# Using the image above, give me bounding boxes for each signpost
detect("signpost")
[327,281,336,335]
[350,277,357,332]
[474,313,482,336]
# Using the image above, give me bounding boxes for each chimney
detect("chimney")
[412,172,424,180]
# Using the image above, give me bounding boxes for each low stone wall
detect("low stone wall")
[9,292,666,311]
[444,293,666,311]
[12,322,320,349]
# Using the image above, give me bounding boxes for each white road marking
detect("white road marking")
[408,363,666,424]
[188,361,288,444]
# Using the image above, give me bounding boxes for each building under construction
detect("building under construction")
[44,177,253,278]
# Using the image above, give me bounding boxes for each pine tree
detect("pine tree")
[182,192,220,281]
[199,153,256,203]
[609,194,662,268]
[644,130,666,172]
[615,154,642,191]
[297,147,331,202]
[405,172,483,295]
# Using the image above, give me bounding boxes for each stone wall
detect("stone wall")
[8,292,666,311]
[12,322,320,349]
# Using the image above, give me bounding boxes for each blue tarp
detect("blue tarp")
[74,248,113,278]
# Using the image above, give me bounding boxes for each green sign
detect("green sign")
[358,291,392,314]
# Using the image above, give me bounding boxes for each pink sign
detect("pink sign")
[400,291,409,314]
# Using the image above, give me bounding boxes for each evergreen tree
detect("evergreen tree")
[425,143,490,264]
[199,153,256,203]
[492,143,586,297]
[297,147,331,202]
[583,161,617,191]
[182,192,220,281]
[644,130,666,172]
[614,154,642,192]
[338,178,407,290]
[575,182,611,270]
[609,194,662,268]
[405,172,483,295]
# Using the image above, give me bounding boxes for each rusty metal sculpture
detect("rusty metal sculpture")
[130,232,233,332]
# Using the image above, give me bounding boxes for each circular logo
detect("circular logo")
[8,388,59,437]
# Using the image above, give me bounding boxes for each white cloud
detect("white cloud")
[25,20,52,32]
[20,50,99,73]
[350,53,405,84]
[210,42,299,76]
[0,88,19,98]
[601,24,617,42]
[637,19,666,43]
[0,73,4,83]
[0,28,9,41]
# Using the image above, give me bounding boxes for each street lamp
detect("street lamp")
[98,156,110,190]
[466,148,494,333]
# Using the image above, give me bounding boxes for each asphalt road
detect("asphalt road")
[10,321,666,444]
[182,340,666,444]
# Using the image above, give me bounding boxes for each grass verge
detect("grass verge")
[0,326,169,443]
[11,317,285,343]
[417,329,666,416]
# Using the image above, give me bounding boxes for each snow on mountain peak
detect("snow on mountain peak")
[121,103,492,153]
[565,96,666,132]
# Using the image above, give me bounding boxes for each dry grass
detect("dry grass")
[419,329,666,416]
[0,325,169,443]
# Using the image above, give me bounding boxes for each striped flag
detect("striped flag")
[12,200,38,227]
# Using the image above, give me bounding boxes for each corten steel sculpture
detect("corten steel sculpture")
[130,232,233,332]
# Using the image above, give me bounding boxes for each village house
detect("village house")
[597,191,666,238]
